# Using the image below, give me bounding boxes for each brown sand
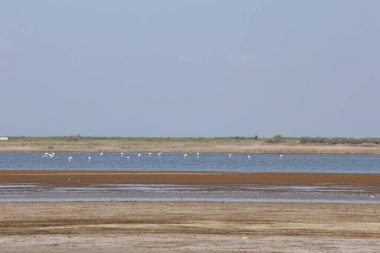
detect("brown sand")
[1,202,380,252]
[1,170,380,188]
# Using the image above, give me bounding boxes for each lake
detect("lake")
[0,152,379,173]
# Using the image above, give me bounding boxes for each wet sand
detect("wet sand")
[1,170,380,187]
[1,202,380,252]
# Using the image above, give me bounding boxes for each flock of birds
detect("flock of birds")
[41,152,285,162]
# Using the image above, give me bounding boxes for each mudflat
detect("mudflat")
[1,202,380,252]
[1,170,380,187]
[1,171,379,252]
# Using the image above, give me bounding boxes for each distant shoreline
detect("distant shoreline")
[1,138,380,155]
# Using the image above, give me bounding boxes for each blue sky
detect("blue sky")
[1,1,379,137]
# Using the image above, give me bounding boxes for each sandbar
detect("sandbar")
[1,170,380,187]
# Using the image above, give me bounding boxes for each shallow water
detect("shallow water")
[2,153,379,203]
[1,152,380,173]
[0,183,379,204]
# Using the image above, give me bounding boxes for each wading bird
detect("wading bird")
[99,152,103,157]
[121,152,124,157]
[88,156,91,162]
[137,153,142,157]
[229,154,232,159]
[196,152,200,159]
[248,155,251,160]
[68,156,73,162]
[158,152,162,158]
[183,154,188,158]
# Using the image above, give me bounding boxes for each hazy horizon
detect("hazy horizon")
[1,1,379,138]
[4,135,380,139]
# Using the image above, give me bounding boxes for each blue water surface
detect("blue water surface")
[0,153,379,173]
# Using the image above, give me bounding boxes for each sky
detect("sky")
[0,0,379,138]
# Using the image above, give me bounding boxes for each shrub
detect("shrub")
[65,135,80,142]
[266,135,285,143]
[300,137,380,145]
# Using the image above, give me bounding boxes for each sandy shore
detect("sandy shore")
[1,170,380,187]
[1,202,380,252]
[1,139,380,154]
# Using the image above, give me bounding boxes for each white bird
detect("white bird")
[148,152,152,156]
[158,152,162,158]
[99,152,103,157]
[48,152,55,159]
[370,195,375,199]
[248,155,251,160]
[88,156,91,162]
[279,154,284,158]
[126,156,130,160]
[196,152,200,159]
[137,153,142,157]
[121,152,124,157]
[42,152,49,158]
[229,154,232,159]
[183,154,188,158]
[68,156,73,162]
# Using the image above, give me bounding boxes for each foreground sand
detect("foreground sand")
[1,202,380,252]
[1,171,379,252]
